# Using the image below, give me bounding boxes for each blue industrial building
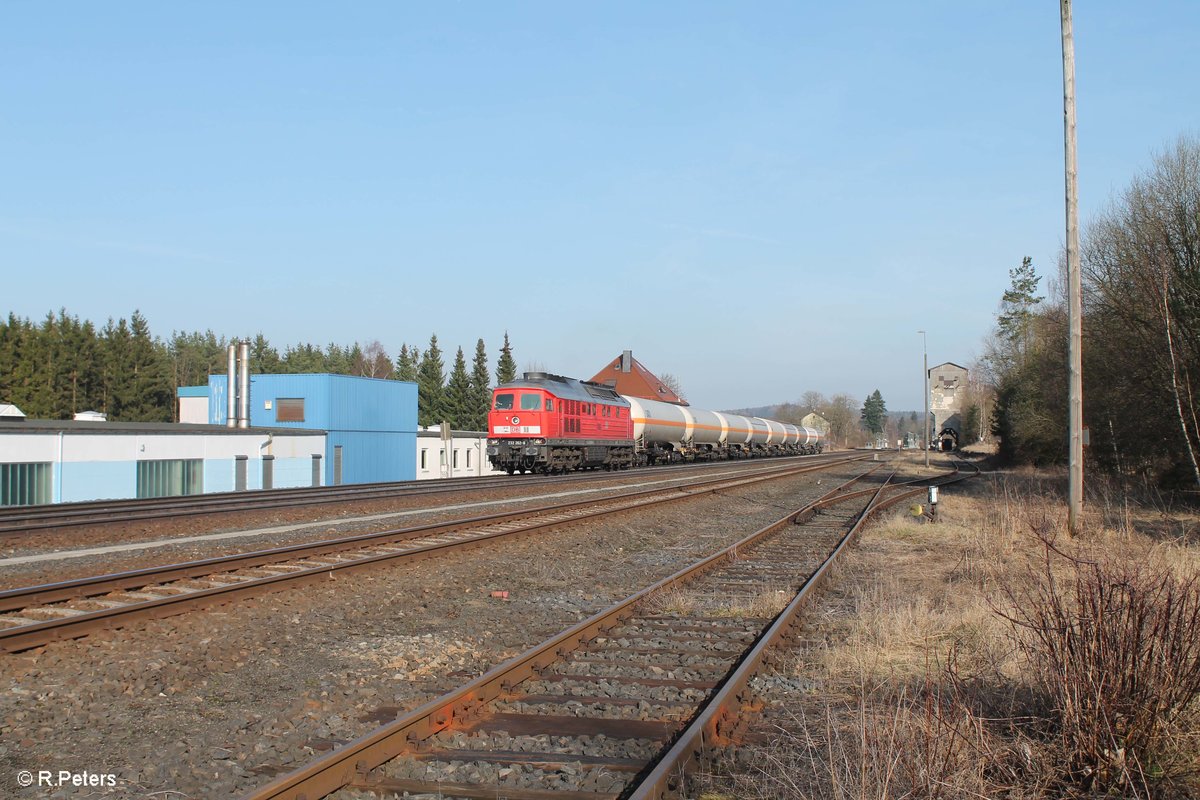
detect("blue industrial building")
[205,373,417,485]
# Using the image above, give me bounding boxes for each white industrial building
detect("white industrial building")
[0,419,326,505]
[416,428,503,479]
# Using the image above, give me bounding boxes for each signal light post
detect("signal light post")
[918,330,929,468]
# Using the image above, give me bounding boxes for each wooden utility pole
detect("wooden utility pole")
[1061,0,1084,534]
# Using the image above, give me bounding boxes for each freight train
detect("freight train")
[487,372,825,474]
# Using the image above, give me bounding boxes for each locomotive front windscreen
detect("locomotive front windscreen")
[494,392,546,411]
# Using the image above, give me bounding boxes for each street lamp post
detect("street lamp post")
[918,330,929,468]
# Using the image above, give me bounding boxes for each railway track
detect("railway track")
[0,454,867,653]
[0,454,842,539]
[236,459,976,800]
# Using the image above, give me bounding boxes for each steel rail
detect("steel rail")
[0,454,844,537]
[628,458,979,799]
[0,455,869,653]
[235,465,900,800]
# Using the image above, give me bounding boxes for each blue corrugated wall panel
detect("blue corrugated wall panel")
[327,431,415,484]
[246,374,335,429]
[208,375,230,425]
[325,376,417,432]
[207,373,418,483]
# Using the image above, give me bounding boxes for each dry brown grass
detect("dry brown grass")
[645,585,701,616]
[707,584,794,620]
[710,464,1200,799]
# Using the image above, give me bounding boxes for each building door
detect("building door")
[333,445,343,486]
[311,454,322,487]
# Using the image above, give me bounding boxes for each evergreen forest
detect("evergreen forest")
[0,311,516,432]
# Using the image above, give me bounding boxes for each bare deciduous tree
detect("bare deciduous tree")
[821,393,859,448]
[1082,135,1200,486]
[658,372,686,402]
[355,340,393,379]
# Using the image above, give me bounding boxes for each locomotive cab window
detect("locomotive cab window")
[494,393,515,411]
[519,394,542,411]
[545,399,554,411]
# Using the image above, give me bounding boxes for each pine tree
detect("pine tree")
[250,332,282,373]
[2,314,42,416]
[468,338,491,431]
[417,334,446,427]
[39,310,68,418]
[126,310,172,421]
[496,331,517,385]
[282,343,323,373]
[446,347,471,429]
[170,330,229,389]
[996,257,1044,363]
[344,343,364,375]
[324,342,355,374]
[395,344,418,382]
[101,317,133,419]
[62,312,102,416]
[860,389,887,436]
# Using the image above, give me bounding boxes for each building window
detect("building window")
[1,462,52,506]
[453,450,459,468]
[276,398,305,422]
[136,459,203,499]
[439,449,445,466]
[420,449,427,470]
[466,450,472,468]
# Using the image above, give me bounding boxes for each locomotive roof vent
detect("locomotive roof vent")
[522,371,571,383]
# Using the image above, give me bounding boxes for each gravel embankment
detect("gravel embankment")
[0,465,866,799]
[0,462,807,589]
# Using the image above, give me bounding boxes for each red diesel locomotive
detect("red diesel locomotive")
[487,371,826,474]
[486,373,634,473]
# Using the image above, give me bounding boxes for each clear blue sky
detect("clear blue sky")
[3,2,1197,411]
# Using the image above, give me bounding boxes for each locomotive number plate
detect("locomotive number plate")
[494,425,542,435]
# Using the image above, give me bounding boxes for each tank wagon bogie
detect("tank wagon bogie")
[488,372,826,474]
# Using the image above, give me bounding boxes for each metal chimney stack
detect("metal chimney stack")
[226,345,238,428]
[237,341,251,428]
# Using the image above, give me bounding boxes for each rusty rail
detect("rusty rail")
[0,455,868,653]
[627,458,979,798]
[0,454,845,537]
[236,463,909,800]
